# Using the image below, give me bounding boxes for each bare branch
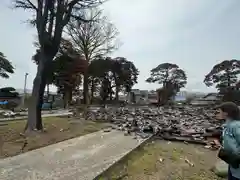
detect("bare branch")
[66,8,119,61]
[14,0,106,57]
[68,0,81,8]
[14,0,37,10]
[70,0,105,9]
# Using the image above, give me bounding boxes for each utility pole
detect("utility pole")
[23,73,29,106]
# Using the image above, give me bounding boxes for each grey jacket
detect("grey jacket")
[222,120,240,178]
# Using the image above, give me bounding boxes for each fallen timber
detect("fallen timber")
[74,105,223,148]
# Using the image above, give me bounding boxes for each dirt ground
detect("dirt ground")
[0,117,109,158]
[100,140,224,180]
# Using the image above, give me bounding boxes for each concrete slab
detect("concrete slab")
[0,130,148,180]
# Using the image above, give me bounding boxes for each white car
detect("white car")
[3,111,17,117]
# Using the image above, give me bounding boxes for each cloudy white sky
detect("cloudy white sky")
[0,0,240,93]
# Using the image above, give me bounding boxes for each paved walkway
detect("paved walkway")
[0,130,147,180]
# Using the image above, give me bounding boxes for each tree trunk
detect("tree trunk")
[46,84,50,101]
[26,53,52,132]
[83,72,89,105]
[90,79,95,104]
[63,87,72,109]
[63,93,69,109]
[115,85,119,101]
[110,91,113,101]
[63,91,66,109]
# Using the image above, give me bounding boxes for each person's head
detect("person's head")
[215,102,240,120]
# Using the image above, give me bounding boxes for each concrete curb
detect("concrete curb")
[93,134,155,180]
[0,113,72,122]
[0,128,111,161]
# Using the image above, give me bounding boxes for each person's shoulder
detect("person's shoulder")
[229,120,240,126]
[228,120,240,135]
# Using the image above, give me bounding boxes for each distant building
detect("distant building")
[15,88,57,96]
[127,89,157,104]
[148,92,158,104]
[118,94,127,101]
[13,88,61,107]
[190,93,221,106]
[174,91,187,102]
[127,89,147,104]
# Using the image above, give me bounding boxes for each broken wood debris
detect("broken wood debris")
[81,105,222,149]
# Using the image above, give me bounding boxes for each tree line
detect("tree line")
[146,63,187,105]
[0,0,239,132]
[146,60,240,105]
[7,0,140,131]
[204,59,240,104]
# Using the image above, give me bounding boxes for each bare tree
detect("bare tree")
[66,9,119,104]
[14,0,103,132]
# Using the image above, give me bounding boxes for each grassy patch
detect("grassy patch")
[0,117,109,158]
[99,140,224,180]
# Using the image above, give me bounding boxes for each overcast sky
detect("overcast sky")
[0,0,240,93]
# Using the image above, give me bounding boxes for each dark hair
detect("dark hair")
[216,102,240,120]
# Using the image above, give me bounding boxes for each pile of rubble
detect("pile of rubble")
[84,105,222,149]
